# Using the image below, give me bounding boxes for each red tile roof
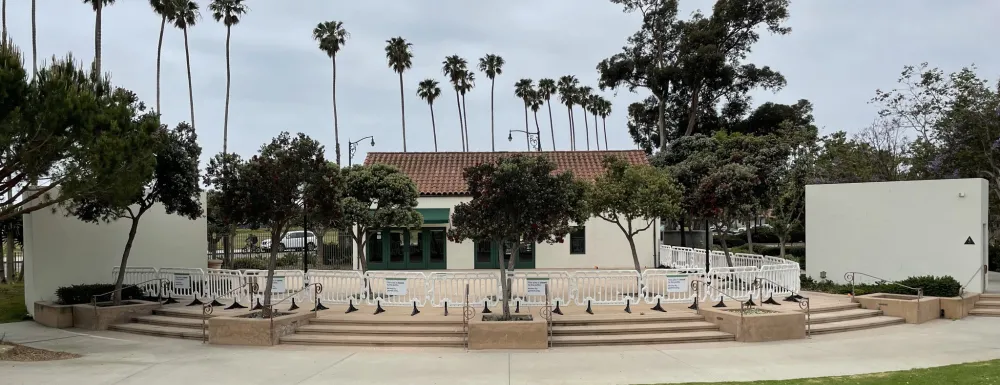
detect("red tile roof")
[364,150,649,196]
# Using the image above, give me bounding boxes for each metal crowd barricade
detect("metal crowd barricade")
[641,268,704,304]
[704,266,759,301]
[571,270,642,306]
[509,271,573,306]
[364,271,430,307]
[157,268,207,299]
[307,270,367,304]
[112,267,161,296]
[428,271,500,308]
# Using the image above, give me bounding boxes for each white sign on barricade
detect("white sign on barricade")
[385,278,408,296]
[173,274,191,290]
[666,275,688,293]
[526,278,548,296]
[272,276,286,293]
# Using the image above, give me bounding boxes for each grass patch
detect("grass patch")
[0,283,29,323]
[644,360,1000,384]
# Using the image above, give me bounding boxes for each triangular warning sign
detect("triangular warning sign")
[965,237,975,245]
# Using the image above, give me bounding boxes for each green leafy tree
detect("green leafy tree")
[66,122,202,305]
[341,164,422,273]
[313,20,349,164]
[416,79,442,151]
[590,156,682,272]
[205,189,227,261]
[385,37,413,151]
[537,78,558,150]
[448,155,588,317]
[170,0,200,131]
[442,55,469,150]
[478,54,504,152]
[301,162,345,268]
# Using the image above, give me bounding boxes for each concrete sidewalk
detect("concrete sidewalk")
[1,317,1000,385]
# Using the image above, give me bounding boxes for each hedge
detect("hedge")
[732,225,805,244]
[56,284,144,305]
[801,275,960,298]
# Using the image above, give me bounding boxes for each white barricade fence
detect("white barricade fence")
[158,268,207,299]
[641,268,705,304]
[365,271,430,307]
[242,269,307,303]
[572,270,642,306]
[204,269,246,302]
[732,253,766,269]
[509,271,573,306]
[427,271,500,308]
[112,267,161,296]
[307,270,367,304]
[757,263,800,297]
[704,266,759,301]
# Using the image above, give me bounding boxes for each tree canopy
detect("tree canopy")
[341,163,423,272]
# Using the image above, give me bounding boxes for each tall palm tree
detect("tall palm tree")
[313,21,349,165]
[2,0,6,42]
[151,0,175,114]
[31,0,37,76]
[170,0,199,130]
[537,78,557,150]
[385,37,413,152]
[477,54,504,152]
[529,91,544,151]
[442,55,468,151]
[598,97,612,150]
[458,71,474,151]
[83,0,116,75]
[588,94,601,150]
[513,79,535,151]
[209,0,248,158]
[417,79,442,152]
[577,86,593,150]
[557,76,579,150]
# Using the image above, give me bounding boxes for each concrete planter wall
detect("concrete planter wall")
[71,300,161,330]
[208,311,316,346]
[33,301,75,328]
[940,294,979,320]
[700,307,805,342]
[856,293,941,324]
[468,316,548,350]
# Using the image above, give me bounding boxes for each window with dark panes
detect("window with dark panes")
[570,226,585,254]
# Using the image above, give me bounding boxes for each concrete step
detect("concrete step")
[807,309,882,325]
[309,316,461,327]
[552,321,719,336]
[552,313,705,326]
[979,294,1000,300]
[280,333,464,347]
[805,303,862,314]
[153,308,214,320]
[134,315,206,329]
[969,308,1000,317]
[808,316,904,335]
[551,330,734,346]
[109,323,205,340]
[295,324,464,337]
[974,300,1000,308]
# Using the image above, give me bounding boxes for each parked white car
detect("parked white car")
[260,231,318,252]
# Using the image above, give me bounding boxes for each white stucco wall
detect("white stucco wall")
[806,179,989,293]
[23,191,207,312]
[417,196,658,270]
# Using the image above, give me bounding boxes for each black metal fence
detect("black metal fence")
[0,248,24,282]
[208,229,354,270]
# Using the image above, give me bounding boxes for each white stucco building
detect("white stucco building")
[806,179,990,293]
[363,151,658,270]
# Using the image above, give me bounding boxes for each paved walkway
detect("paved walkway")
[1,316,999,385]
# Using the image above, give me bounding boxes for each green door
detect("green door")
[368,228,448,270]
[474,241,535,269]
[366,231,387,270]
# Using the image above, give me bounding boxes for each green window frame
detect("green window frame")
[570,226,586,254]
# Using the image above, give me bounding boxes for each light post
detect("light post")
[508,130,541,152]
[348,136,375,166]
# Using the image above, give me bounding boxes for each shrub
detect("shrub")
[713,234,746,248]
[896,275,960,297]
[789,224,805,243]
[55,284,144,305]
[230,258,268,270]
[752,245,805,258]
[277,252,315,267]
[748,226,779,243]
[800,275,959,298]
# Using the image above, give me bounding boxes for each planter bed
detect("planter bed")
[855,293,940,324]
[71,300,161,330]
[208,310,316,346]
[468,314,548,350]
[700,306,805,342]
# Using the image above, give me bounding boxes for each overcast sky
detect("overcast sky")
[4,0,998,167]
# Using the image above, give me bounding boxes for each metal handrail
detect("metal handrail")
[754,276,812,337]
[844,271,924,323]
[959,264,988,318]
[695,278,747,340]
[270,283,320,309]
[200,281,260,343]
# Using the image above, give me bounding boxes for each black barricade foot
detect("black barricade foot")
[187,297,203,306]
[444,301,449,316]
[784,295,800,303]
[763,294,780,305]
[163,295,179,305]
[345,299,359,313]
[688,297,699,310]
[586,300,594,315]
[793,294,804,300]
[482,301,492,314]
[552,301,564,315]
[515,301,520,313]
[225,300,246,310]
[252,299,263,311]
[288,298,299,311]
[745,295,757,307]
[651,298,666,312]
[210,298,225,307]
[713,297,727,308]
[411,301,421,316]
[314,299,329,311]
[374,300,386,315]
[624,299,632,314]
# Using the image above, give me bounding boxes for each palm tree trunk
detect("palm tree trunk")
[490,78,496,152]
[593,113,600,150]
[522,103,530,150]
[429,103,438,152]
[155,15,166,114]
[566,106,574,150]
[31,0,36,76]
[398,72,407,152]
[183,27,196,130]
[1,0,6,42]
[546,98,556,150]
[94,1,102,75]
[602,117,609,151]
[455,90,464,151]
[461,93,470,151]
[332,55,341,165]
[222,26,232,155]
[582,107,590,150]
[533,110,542,152]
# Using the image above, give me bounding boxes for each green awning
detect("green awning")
[417,208,450,224]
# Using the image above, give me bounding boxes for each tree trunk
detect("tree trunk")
[398,72,407,152]
[354,233,367,273]
[719,230,734,267]
[455,90,464,151]
[155,15,166,114]
[461,93,470,151]
[746,218,753,254]
[582,106,590,150]
[778,235,786,259]
[602,117,608,151]
[566,106,574,150]
[429,103,438,152]
[262,228,282,308]
[627,235,641,274]
[532,109,542,151]
[94,1,102,75]
[522,104,530,150]
[183,27,196,130]
[1,0,6,42]
[683,84,701,136]
[490,78,495,152]
[593,113,600,150]
[222,26,231,155]
[333,56,341,165]
[31,0,37,76]
[679,214,687,248]
[546,98,556,150]
[113,216,142,306]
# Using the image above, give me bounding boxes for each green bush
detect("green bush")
[55,284,144,305]
[896,275,960,297]
[789,224,805,243]
[752,245,805,258]
[713,234,746,248]
[748,226,779,243]
[230,258,268,270]
[800,275,960,297]
[277,252,315,267]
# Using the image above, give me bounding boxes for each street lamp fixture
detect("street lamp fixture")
[508,129,541,152]
[348,136,375,166]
